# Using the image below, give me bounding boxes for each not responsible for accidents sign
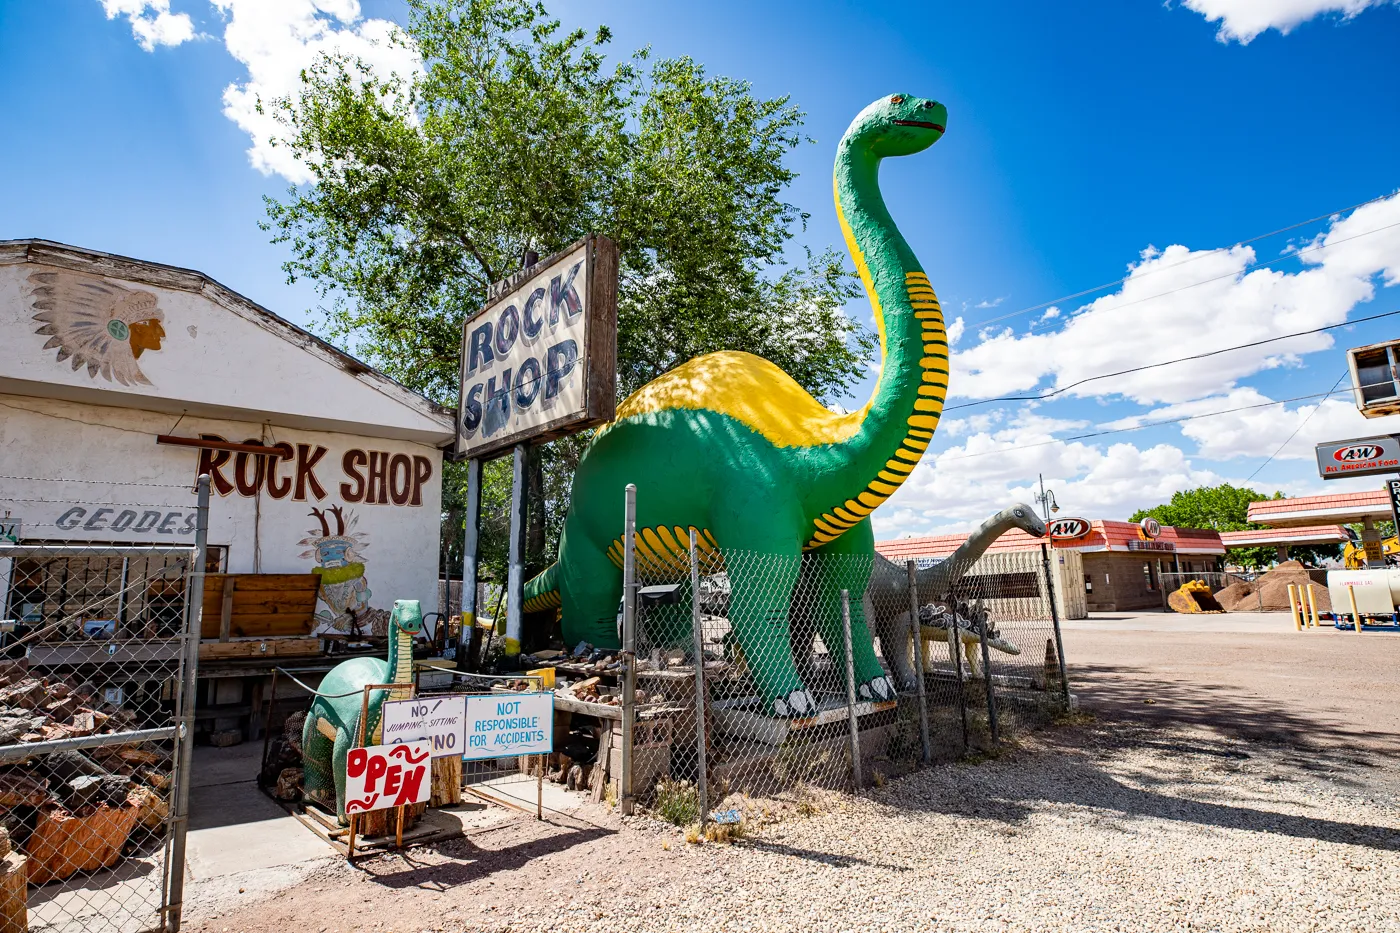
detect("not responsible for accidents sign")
[381,696,467,759]
[463,693,554,761]
[1315,434,1400,480]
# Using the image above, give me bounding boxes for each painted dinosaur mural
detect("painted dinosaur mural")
[523,94,950,718]
[302,599,421,823]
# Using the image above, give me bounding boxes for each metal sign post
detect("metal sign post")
[503,443,528,660]
[458,457,481,671]
[454,237,618,663]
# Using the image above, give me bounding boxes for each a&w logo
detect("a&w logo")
[1047,517,1090,540]
[1334,444,1384,463]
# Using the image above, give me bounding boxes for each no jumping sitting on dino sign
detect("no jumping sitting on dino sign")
[521,94,950,720]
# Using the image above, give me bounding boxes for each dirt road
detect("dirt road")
[1061,611,1400,781]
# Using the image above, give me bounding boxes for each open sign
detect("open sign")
[1046,517,1090,541]
[344,741,431,814]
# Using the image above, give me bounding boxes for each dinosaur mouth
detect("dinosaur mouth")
[894,120,944,131]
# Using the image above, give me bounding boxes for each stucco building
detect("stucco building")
[0,240,454,732]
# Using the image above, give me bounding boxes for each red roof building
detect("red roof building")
[1246,489,1390,527]
[1218,525,1350,548]
[876,520,1224,614]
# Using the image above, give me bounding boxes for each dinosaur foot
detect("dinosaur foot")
[771,689,818,718]
[856,674,897,702]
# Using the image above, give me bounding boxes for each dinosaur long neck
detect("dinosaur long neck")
[803,140,948,548]
[386,624,413,685]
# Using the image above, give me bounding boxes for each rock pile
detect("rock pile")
[0,659,171,883]
[1214,561,1331,612]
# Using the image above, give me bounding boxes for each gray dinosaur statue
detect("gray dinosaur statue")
[866,504,1046,689]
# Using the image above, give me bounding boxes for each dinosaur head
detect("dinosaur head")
[844,94,947,158]
[390,599,424,637]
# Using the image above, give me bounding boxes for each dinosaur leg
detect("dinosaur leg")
[557,519,625,650]
[806,519,896,702]
[300,706,338,811]
[870,588,918,692]
[711,506,813,718]
[332,723,353,825]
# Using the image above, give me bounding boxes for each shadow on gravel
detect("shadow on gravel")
[1070,662,1400,761]
[737,838,912,872]
[360,822,616,890]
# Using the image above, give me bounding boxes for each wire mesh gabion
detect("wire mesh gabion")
[0,542,199,933]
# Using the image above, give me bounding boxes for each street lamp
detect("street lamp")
[1035,473,1059,520]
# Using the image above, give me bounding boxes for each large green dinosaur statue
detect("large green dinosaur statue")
[302,599,421,823]
[522,93,949,717]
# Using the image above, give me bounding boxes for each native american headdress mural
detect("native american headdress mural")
[27,270,167,386]
[299,505,388,636]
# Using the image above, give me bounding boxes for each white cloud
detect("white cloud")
[946,316,965,346]
[1111,387,1400,461]
[1181,0,1394,43]
[101,0,196,51]
[210,1,423,182]
[952,192,1400,406]
[974,297,1005,309]
[872,411,1223,536]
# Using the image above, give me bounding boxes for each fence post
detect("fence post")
[944,570,971,752]
[904,560,931,765]
[165,474,209,932]
[1040,543,1071,709]
[840,589,863,790]
[688,530,708,829]
[619,484,637,815]
[976,598,1000,745]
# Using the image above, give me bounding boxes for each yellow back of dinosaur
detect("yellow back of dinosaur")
[610,350,868,448]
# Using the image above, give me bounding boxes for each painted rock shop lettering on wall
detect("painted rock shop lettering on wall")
[460,259,585,440]
[195,435,434,506]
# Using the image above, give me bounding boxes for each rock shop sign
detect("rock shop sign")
[456,236,618,460]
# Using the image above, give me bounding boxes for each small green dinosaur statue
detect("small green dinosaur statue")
[523,93,949,717]
[302,599,421,823]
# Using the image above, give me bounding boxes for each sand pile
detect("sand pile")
[1214,561,1331,612]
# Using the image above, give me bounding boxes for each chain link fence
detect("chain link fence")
[0,539,203,933]
[626,536,1071,831]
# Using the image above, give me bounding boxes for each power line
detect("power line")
[936,381,1368,464]
[1245,371,1348,482]
[945,307,1400,412]
[970,190,1398,329]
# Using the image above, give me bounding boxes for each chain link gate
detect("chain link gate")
[0,480,207,932]
[625,532,1071,832]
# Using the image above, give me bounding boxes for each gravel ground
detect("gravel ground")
[186,716,1400,933]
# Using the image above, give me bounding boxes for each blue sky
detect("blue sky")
[4,0,1400,536]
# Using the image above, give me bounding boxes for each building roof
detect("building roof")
[875,528,1048,562]
[1218,525,1351,548]
[1245,489,1391,527]
[0,239,455,446]
[876,519,1225,561]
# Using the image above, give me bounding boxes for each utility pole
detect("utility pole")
[1035,473,1059,521]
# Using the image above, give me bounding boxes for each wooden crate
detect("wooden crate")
[201,574,320,640]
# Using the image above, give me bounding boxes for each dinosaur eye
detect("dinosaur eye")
[889,95,904,104]
[923,100,939,109]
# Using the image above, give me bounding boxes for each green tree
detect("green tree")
[262,0,871,583]
[1130,484,1340,570]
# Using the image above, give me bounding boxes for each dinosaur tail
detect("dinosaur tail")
[523,562,562,614]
